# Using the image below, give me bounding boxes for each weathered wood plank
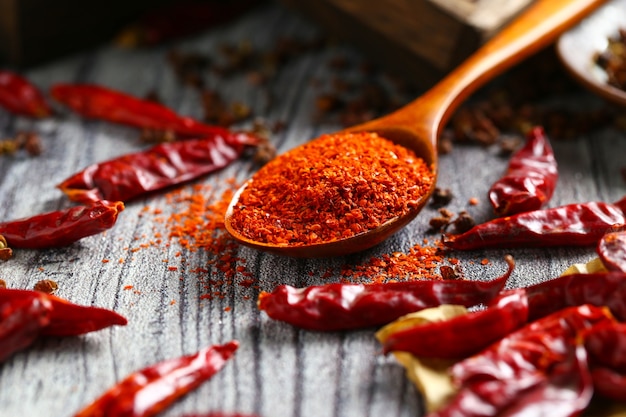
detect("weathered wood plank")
[0,3,624,417]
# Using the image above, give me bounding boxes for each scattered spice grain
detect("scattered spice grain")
[595,28,626,91]
[451,211,476,234]
[33,279,58,294]
[0,235,12,261]
[429,208,454,233]
[430,188,454,207]
[338,241,447,284]
[228,132,435,246]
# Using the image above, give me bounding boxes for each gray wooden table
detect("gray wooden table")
[1,3,624,417]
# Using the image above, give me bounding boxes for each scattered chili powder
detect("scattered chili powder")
[33,279,58,294]
[229,132,435,246]
[149,181,257,301]
[0,279,6,289]
[337,241,447,284]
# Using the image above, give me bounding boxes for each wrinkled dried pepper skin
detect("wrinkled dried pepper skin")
[74,341,239,417]
[0,288,127,336]
[50,83,244,138]
[0,292,51,362]
[597,230,626,272]
[259,259,514,331]
[0,288,126,361]
[524,271,626,321]
[428,305,610,417]
[584,321,626,372]
[443,198,626,250]
[0,71,52,118]
[489,126,558,216]
[590,367,626,400]
[584,321,626,400]
[0,200,124,249]
[58,136,250,204]
[39,294,128,337]
[381,289,529,359]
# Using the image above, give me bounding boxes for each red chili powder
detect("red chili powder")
[338,240,447,284]
[228,132,435,246]
[162,182,255,285]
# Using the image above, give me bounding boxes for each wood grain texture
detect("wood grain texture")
[0,3,624,417]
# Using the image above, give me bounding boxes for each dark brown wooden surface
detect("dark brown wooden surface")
[0,2,624,416]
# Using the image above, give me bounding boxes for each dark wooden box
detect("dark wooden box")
[279,0,533,89]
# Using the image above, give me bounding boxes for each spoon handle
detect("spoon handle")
[389,0,607,143]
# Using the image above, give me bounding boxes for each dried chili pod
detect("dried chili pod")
[0,200,124,249]
[524,271,626,321]
[0,291,52,362]
[0,70,52,118]
[41,294,128,337]
[74,340,239,417]
[428,305,610,417]
[589,367,626,401]
[488,126,558,216]
[597,230,626,272]
[582,321,626,402]
[584,321,626,372]
[0,288,127,337]
[381,289,528,359]
[443,197,626,250]
[58,136,251,204]
[258,257,514,332]
[50,83,249,139]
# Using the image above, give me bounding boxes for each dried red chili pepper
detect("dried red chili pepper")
[381,289,528,359]
[39,294,127,337]
[488,126,558,216]
[523,271,626,321]
[0,70,52,118]
[589,367,626,401]
[50,83,252,139]
[74,340,239,417]
[58,136,252,204]
[0,200,124,249]
[259,256,514,331]
[584,321,626,372]
[0,288,127,336]
[443,197,626,250]
[0,288,127,361]
[583,320,626,400]
[0,291,51,362]
[597,230,626,272]
[428,305,609,417]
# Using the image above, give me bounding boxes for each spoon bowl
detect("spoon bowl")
[225,0,607,258]
[557,0,626,107]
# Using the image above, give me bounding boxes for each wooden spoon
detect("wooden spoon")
[225,0,607,258]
